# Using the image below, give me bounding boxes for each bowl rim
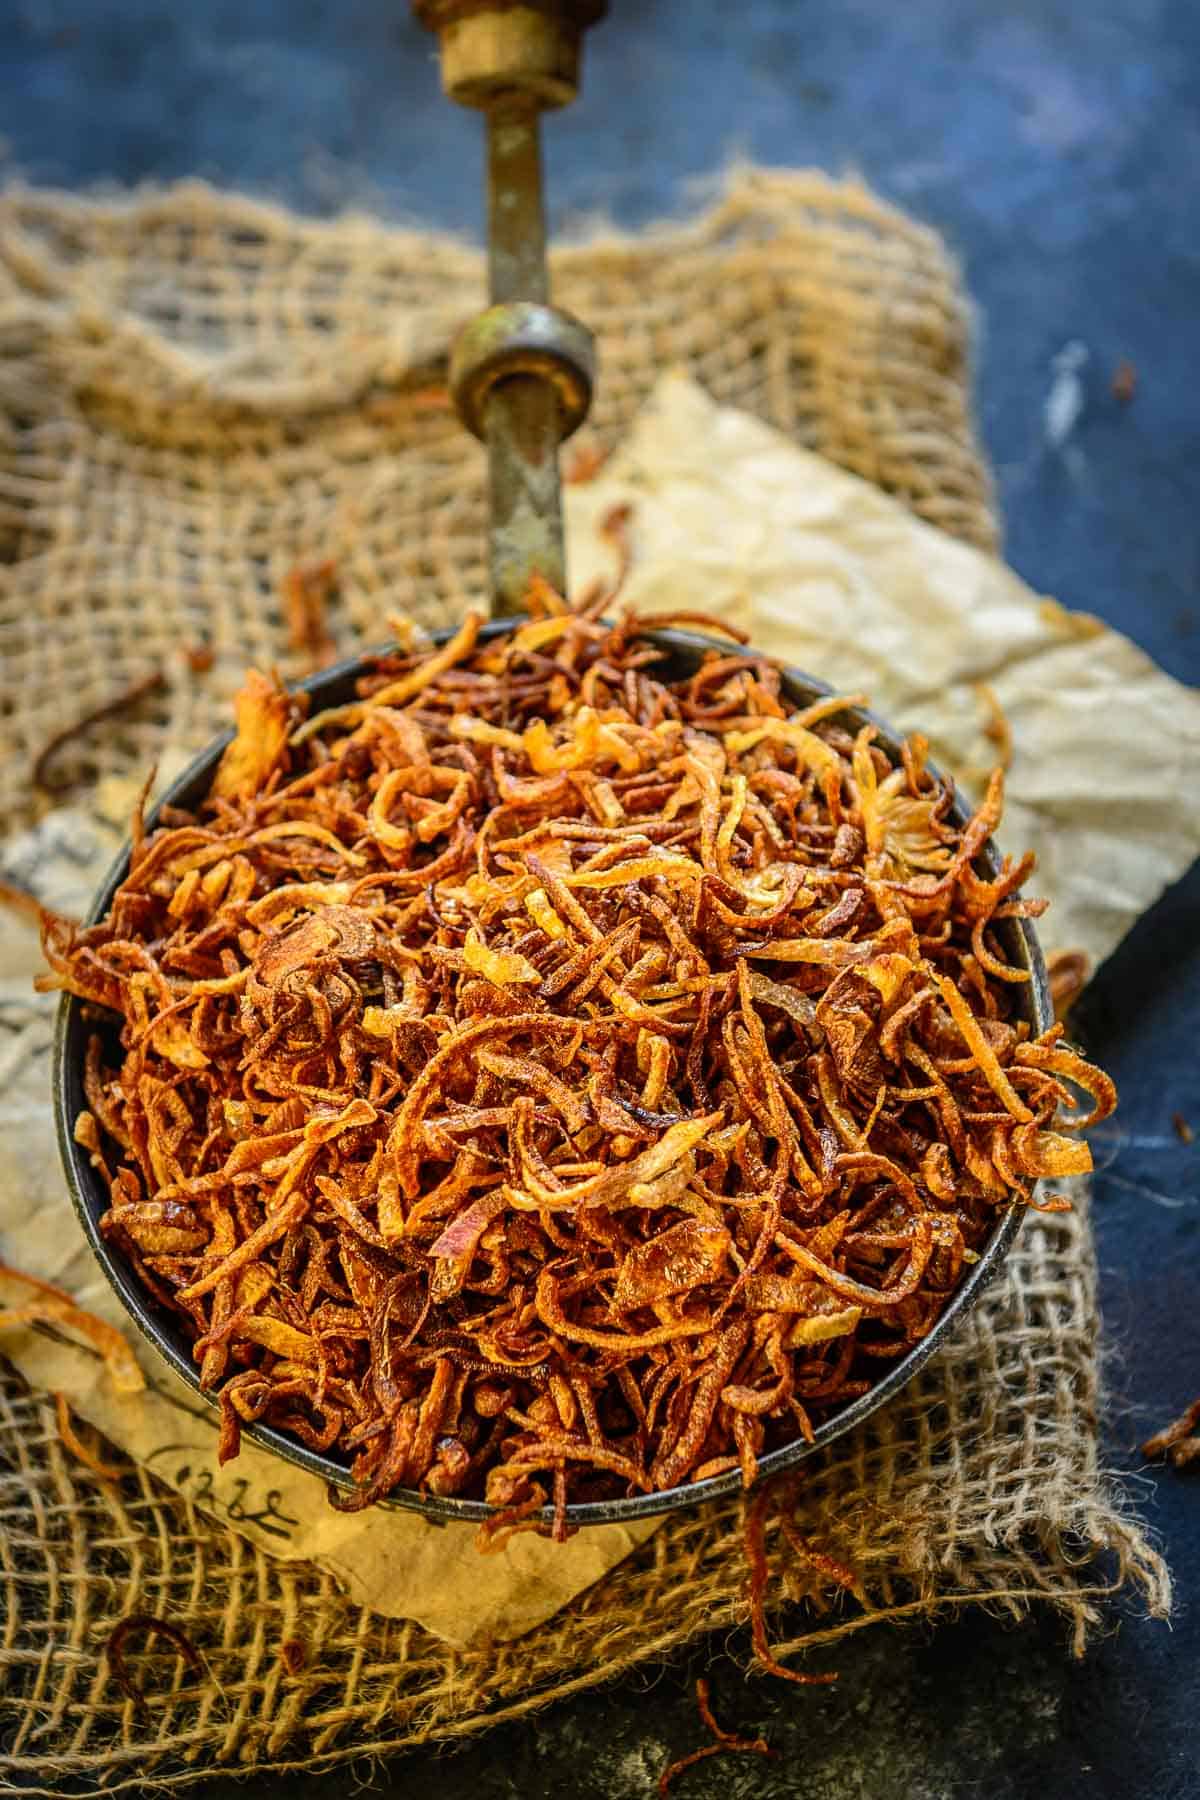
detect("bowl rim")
[53,620,1050,1527]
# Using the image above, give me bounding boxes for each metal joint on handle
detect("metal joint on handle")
[450,302,595,443]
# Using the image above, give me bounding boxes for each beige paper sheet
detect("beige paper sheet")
[2,372,1198,1647]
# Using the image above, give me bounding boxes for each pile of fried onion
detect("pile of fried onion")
[43,591,1115,1536]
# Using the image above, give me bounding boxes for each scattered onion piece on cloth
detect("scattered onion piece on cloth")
[54,1391,126,1482]
[40,588,1116,1531]
[0,1263,144,1396]
[104,1616,204,1720]
[1142,1397,1200,1470]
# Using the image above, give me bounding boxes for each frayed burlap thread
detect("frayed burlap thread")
[0,172,1166,1789]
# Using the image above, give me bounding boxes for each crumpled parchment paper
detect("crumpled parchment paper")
[567,374,1200,970]
[1,370,1197,1647]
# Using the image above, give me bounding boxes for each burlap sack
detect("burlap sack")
[0,171,1167,1790]
[0,169,997,833]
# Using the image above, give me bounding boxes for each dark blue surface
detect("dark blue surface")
[3,4,1197,1796]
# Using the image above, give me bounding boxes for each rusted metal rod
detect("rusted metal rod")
[413,2,605,616]
[487,102,549,304]
[483,103,566,611]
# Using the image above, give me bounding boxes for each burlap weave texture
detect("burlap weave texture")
[0,168,996,833]
[0,170,1166,1790]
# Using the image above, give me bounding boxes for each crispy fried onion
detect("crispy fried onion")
[1142,1396,1200,1469]
[44,588,1114,1524]
[0,1263,144,1395]
[658,1675,775,1795]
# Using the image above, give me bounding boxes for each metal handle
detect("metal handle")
[413,2,605,616]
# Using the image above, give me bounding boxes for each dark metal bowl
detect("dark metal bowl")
[54,622,1050,1527]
